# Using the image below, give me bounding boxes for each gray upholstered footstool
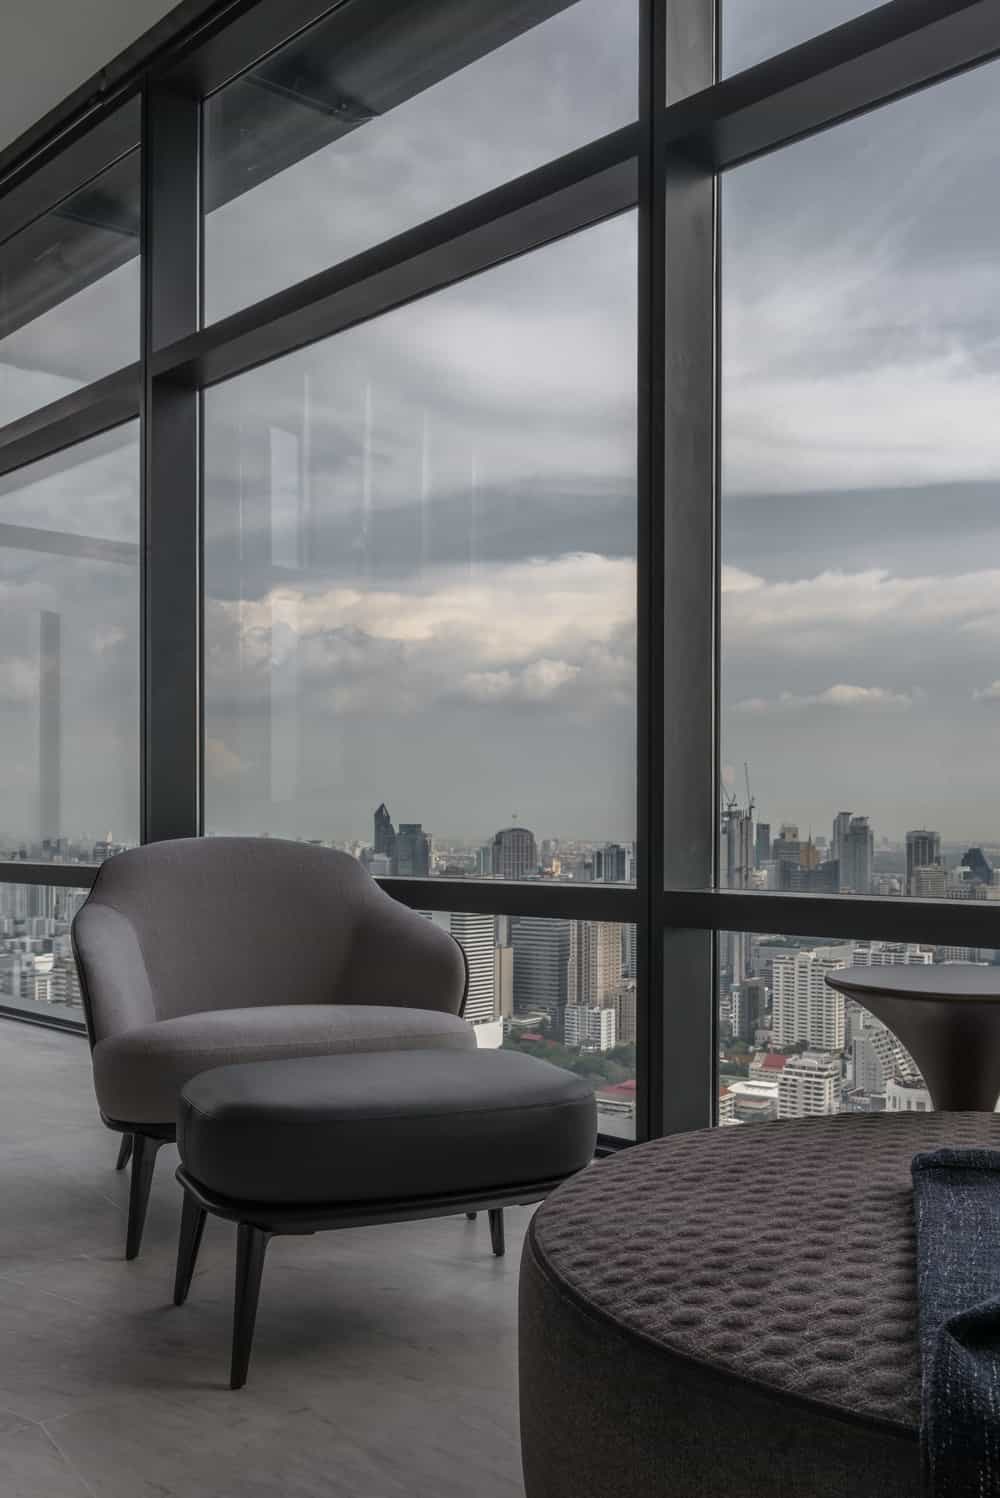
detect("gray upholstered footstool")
[520,1112,1000,1497]
[174,1048,596,1387]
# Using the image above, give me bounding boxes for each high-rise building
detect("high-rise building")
[778,1052,841,1118]
[492,826,538,881]
[831,811,852,867]
[568,921,621,1008]
[778,860,839,894]
[839,816,873,894]
[512,916,570,1034]
[621,923,637,979]
[424,912,499,1036]
[395,823,431,878]
[772,949,847,1051]
[772,823,803,869]
[373,803,395,860]
[754,821,771,867]
[906,829,941,893]
[959,847,993,885]
[564,1004,616,1051]
[612,982,637,1044]
[593,843,632,883]
[912,865,946,899]
[731,976,768,1043]
[721,806,754,889]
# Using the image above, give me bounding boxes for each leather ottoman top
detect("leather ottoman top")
[177,1048,596,1206]
[530,1112,1000,1434]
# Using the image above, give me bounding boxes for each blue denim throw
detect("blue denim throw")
[913,1149,1000,1497]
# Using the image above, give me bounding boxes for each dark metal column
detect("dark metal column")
[637,0,717,1139]
[141,83,201,843]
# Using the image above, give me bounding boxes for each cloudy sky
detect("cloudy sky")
[3,0,999,851]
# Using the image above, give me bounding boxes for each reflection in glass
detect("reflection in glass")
[204,215,637,859]
[0,148,140,426]
[718,931,1000,1123]
[721,62,1000,891]
[0,427,140,858]
[203,0,637,321]
[0,884,89,1022]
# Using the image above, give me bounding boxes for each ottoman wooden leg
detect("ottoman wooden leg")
[174,1190,207,1306]
[231,1223,271,1390]
[489,1208,505,1257]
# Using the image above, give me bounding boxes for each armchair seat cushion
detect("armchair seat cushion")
[93,1004,476,1125]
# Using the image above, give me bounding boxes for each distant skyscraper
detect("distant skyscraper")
[831,811,852,868]
[373,803,395,859]
[754,821,771,867]
[593,844,632,883]
[568,921,620,1008]
[772,823,803,868]
[912,865,946,899]
[512,916,569,1034]
[612,982,637,1043]
[395,823,431,878]
[839,816,873,894]
[906,829,941,893]
[492,826,538,881]
[959,847,993,885]
[621,923,637,979]
[425,912,499,1032]
[772,949,846,1051]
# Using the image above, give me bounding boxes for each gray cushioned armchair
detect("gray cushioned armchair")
[72,837,472,1258]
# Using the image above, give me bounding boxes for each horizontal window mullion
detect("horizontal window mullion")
[0,863,98,889]
[152,124,638,389]
[379,877,638,923]
[661,0,1000,171]
[0,366,141,481]
[666,888,1000,948]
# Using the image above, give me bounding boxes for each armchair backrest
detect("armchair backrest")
[72,838,467,1047]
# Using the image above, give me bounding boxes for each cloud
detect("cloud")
[723,564,1000,658]
[458,658,581,704]
[733,683,918,713]
[0,658,37,704]
[973,681,1000,702]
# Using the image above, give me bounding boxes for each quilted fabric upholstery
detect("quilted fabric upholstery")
[530,1112,1000,1432]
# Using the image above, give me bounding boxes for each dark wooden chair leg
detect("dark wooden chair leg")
[231,1223,271,1390]
[115,1133,134,1172]
[126,1133,164,1261]
[488,1208,505,1257]
[174,1190,208,1306]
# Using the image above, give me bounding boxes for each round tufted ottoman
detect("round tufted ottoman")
[520,1112,1000,1498]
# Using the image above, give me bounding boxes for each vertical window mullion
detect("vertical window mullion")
[141,81,201,844]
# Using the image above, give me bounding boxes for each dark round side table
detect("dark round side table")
[826,964,1000,1111]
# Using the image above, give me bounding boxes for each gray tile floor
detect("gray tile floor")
[0,1021,529,1497]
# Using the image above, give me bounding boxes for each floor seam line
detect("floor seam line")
[38,1422,100,1498]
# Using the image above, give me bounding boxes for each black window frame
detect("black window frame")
[2,0,999,1141]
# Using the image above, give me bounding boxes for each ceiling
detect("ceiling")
[0,0,184,157]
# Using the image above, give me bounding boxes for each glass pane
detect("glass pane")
[723,0,876,76]
[719,931,1000,1121]
[203,216,637,859]
[721,64,1000,891]
[505,914,636,1140]
[0,427,140,859]
[203,0,637,322]
[0,149,140,426]
[0,884,89,1023]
